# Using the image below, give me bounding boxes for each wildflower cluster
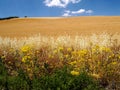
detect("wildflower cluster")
[0,34,120,89]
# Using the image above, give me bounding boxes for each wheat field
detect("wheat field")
[0,16,120,89]
[0,16,120,38]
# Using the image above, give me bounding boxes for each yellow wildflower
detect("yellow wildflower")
[71,70,79,76]
[91,73,100,79]
[108,55,112,58]
[95,45,99,49]
[78,60,81,62]
[92,48,96,52]
[53,50,57,54]
[78,49,87,56]
[36,50,39,53]
[112,62,117,65]
[27,56,31,59]
[97,61,100,65]
[100,46,105,51]
[27,68,31,72]
[21,45,31,53]
[118,55,120,59]
[1,56,5,59]
[72,51,77,56]
[65,54,69,58]
[22,56,27,63]
[42,65,44,69]
[8,61,11,64]
[49,55,54,58]
[69,61,77,66]
[67,48,72,52]
[22,57,26,63]
[105,48,111,52]
[100,46,111,52]
[22,56,30,63]
[58,47,63,51]
[92,45,100,52]
[108,54,114,59]
[74,67,80,71]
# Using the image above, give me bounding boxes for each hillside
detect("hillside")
[0,16,120,37]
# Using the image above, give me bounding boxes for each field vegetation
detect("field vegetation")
[0,16,120,37]
[0,33,120,90]
[0,16,19,20]
[0,16,120,89]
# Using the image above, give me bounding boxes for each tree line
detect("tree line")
[0,16,19,20]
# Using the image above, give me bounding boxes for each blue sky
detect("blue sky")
[0,0,120,18]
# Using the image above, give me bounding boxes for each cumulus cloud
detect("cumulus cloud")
[62,10,71,17]
[71,9,85,14]
[62,9,93,17]
[44,0,81,8]
[86,10,93,14]
[62,13,71,17]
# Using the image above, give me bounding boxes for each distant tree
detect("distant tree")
[24,16,27,18]
[0,16,19,20]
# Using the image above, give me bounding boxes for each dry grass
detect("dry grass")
[0,16,120,38]
[0,33,120,89]
[0,16,120,89]
[0,33,118,50]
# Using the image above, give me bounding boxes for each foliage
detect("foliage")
[0,16,19,20]
[0,33,120,89]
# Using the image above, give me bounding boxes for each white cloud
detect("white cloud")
[62,10,71,16]
[62,9,93,17]
[44,0,81,8]
[71,9,85,14]
[62,13,71,17]
[86,10,93,14]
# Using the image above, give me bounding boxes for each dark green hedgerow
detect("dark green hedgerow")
[0,61,103,90]
[32,66,102,90]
